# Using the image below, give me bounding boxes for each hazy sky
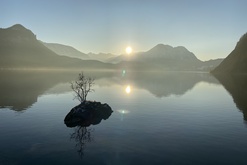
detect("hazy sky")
[1,0,247,60]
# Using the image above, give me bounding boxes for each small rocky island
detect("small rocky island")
[64,72,113,127]
[64,101,113,127]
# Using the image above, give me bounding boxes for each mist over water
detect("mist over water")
[0,70,247,164]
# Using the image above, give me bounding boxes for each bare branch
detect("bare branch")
[70,72,95,103]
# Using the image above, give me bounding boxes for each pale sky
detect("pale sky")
[1,0,247,60]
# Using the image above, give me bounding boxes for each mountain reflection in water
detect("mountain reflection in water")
[213,74,247,122]
[1,70,247,164]
[1,70,246,123]
[0,70,114,111]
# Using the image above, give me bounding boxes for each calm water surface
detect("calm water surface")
[0,70,247,165]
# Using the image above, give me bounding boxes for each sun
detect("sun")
[125,46,132,55]
[125,85,131,94]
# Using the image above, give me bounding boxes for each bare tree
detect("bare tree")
[71,72,94,103]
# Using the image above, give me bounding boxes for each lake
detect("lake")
[0,70,247,165]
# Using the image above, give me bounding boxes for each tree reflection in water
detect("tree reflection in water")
[70,126,94,157]
[65,101,113,157]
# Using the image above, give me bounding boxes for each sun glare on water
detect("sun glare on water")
[125,46,132,55]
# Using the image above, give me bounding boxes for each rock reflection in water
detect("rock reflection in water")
[64,101,113,157]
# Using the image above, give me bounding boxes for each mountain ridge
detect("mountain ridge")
[140,43,199,61]
[0,24,113,69]
[0,24,223,71]
[107,43,205,71]
[212,32,247,74]
[42,42,90,60]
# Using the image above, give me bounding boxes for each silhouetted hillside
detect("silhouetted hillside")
[42,42,90,60]
[0,24,113,69]
[212,33,247,73]
[43,41,116,62]
[109,44,206,71]
[0,24,223,71]
[199,59,224,71]
[139,44,202,70]
[110,44,199,62]
[144,44,198,61]
[43,42,116,62]
[88,52,116,62]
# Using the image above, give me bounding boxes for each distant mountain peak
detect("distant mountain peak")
[0,24,37,41]
[146,44,173,55]
[174,46,187,50]
[9,24,28,31]
[152,44,189,52]
[152,44,173,49]
[0,24,113,69]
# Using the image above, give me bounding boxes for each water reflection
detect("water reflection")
[117,109,130,121]
[70,126,94,157]
[0,70,221,112]
[0,70,115,111]
[65,101,113,157]
[117,109,130,114]
[0,70,76,111]
[213,74,247,123]
[121,71,219,97]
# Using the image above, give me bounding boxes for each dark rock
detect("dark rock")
[64,101,113,127]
